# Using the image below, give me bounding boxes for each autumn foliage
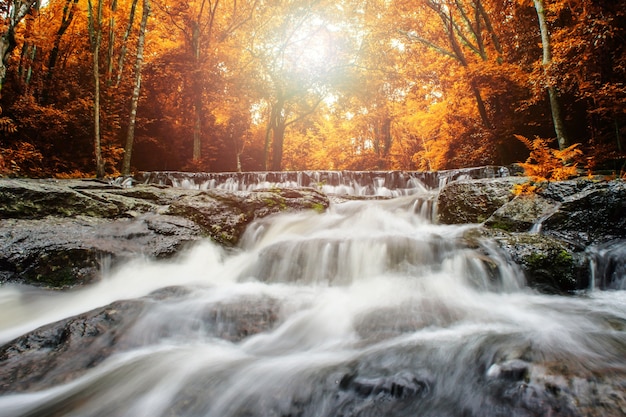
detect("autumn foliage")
[0,0,624,177]
[515,134,581,180]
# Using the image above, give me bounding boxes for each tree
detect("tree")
[114,0,138,87]
[0,0,40,96]
[532,0,569,150]
[87,0,105,178]
[155,0,259,166]
[0,0,623,175]
[397,0,502,130]
[121,0,149,176]
[245,0,356,170]
[41,0,79,104]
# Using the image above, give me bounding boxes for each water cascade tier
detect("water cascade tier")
[1,179,625,417]
[135,166,514,196]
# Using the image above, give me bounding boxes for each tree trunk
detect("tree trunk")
[265,97,284,170]
[122,0,150,176]
[533,0,569,150]
[0,35,13,94]
[92,40,104,178]
[236,152,242,172]
[192,99,202,162]
[106,0,118,86]
[443,8,493,130]
[115,0,139,87]
[88,0,105,178]
[471,84,492,129]
[191,22,203,163]
[42,0,79,104]
[271,122,286,171]
[0,0,39,96]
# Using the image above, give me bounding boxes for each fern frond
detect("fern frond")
[554,143,582,163]
[514,134,533,151]
[515,134,583,183]
[0,117,17,133]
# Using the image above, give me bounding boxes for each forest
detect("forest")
[0,0,624,178]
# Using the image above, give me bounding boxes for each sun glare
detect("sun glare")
[285,17,339,73]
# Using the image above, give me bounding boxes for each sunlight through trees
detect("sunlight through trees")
[0,0,624,176]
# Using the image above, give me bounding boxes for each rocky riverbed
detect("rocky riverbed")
[0,173,625,417]
[0,178,329,288]
[1,174,624,292]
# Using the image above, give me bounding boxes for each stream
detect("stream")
[0,187,625,416]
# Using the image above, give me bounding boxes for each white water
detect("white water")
[1,194,625,417]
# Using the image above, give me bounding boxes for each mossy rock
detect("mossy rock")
[490,232,589,294]
[542,180,626,244]
[168,187,329,246]
[22,247,101,288]
[485,194,558,233]
[437,177,527,224]
[0,179,120,218]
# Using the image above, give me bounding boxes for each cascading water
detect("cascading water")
[1,186,625,417]
[133,166,513,196]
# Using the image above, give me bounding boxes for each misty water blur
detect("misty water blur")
[0,188,625,417]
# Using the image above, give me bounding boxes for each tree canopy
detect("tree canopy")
[0,0,624,176]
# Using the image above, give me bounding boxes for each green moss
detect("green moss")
[525,249,573,270]
[35,267,77,288]
[489,221,512,231]
[526,252,548,266]
[310,202,326,214]
[556,249,573,264]
[210,224,237,246]
[264,196,287,210]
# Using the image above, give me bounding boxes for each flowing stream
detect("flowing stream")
[1,189,626,417]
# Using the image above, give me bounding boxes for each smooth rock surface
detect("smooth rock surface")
[0,179,330,288]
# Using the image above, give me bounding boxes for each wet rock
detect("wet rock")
[440,178,626,246]
[486,359,530,381]
[0,179,329,288]
[338,370,430,400]
[0,299,148,393]
[167,187,329,246]
[437,177,526,224]
[0,214,202,287]
[0,291,280,394]
[541,180,626,244]
[128,294,280,345]
[484,193,558,232]
[329,369,433,417]
[488,362,626,417]
[446,178,625,293]
[476,230,589,294]
[0,179,121,218]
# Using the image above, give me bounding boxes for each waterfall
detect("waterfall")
[133,166,512,195]
[1,179,625,417]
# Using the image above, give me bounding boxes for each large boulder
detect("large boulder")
[439,178,626,244]
[437,177,526,224]
[0,214,202,287]
[541,180,626,244]
[0,179,330,288]
[167,187,329,246]
[490,231,589,293]
[0,288,279,394]
[0,179,123,218]
[441,178,626,293]
[0,298,148,393]
[484,194,558,233]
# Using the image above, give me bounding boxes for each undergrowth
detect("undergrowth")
[513,135,583,195]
